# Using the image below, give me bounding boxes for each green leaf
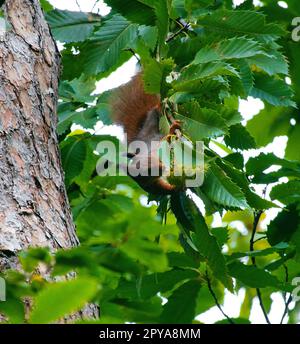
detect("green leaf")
[202,162,249,209]
[267,205,300,246]
[46,10,101,43]
[61,135,87,186]
[286,124,300,162]
[191,217,233,290]
[246,105,291,147]
[247,50,289,76]
[197,10,285,42]
[228,261,282,288]
[219,159,276,210]
[160,280,201,323]
[142,58,174,94]
[174,62,240,91]
[153,0,169,49]
[193,37,265,64]
[224,152,244,170]
[270,181,300,205]
[178,102,227,140]
[105,0,155,25]
[29,278,98,324]
[120,239,168,272]
[59,77,96,103]
[81,15,138,75]
[224,123,256,150]
[234,60,253,96]
[246,153,300,183]
[58,107,99,135]
[250,74,296,107]
[246,153,297,175]
[210,227,229,247]
[19,248,51,273]
[40,0,54,12]
[132,269,199,299]
[171,193,232,289]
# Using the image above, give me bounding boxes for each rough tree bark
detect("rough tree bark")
[0,0,97,320]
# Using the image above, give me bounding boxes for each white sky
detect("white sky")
[48,0,294,324]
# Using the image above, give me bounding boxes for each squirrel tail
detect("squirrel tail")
[110,73,160,143]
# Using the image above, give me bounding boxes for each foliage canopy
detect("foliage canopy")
[1,0,300,324]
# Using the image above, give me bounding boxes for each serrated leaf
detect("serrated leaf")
[59,77,96,103]
[250,74,296,107]
[105,0,155,25]
[246,153,300,179]
[191,213,233,290]
[61,136,87,186]
[142,58,174,94]
[270,181,300,205]
[81,15,138,75]
[178,102,227,140]
[248,50,289,76]
[153,0,169,48]
[202,162,248,209]
[29,278,98,324]
[193,37,265,64]
[246,105,291,147]
[224,152,244,170]
[267,205,300,246]
[228,261,282,288]
[224,123,256,150]
[174,62,240,91]
[234,59,253,96]
[170,193,232,289]
[160,280,201,324]
[197,10,285,42]
[210,227,229,247]
[219,159,276,210]
[120,239,168,272]
[46,10,101,43]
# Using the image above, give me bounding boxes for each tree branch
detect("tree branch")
[250,210,271,324]
[280,294,293,324]
[280,264,292,324]
[206,270,235,324]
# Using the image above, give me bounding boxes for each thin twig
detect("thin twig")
[91,0,99,12]
[253,236,267,243]
[75,0,82,12]
[166,22,191,43]
[250,210,271,324]
[280,264,292,324]
[249,210,263,265]
[206,270,235,324]
[280,294,293,324]
[124,48,140,63]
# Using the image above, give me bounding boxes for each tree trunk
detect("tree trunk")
[0,0,78,256]
[0,0,97,319]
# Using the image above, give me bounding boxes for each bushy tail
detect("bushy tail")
[110,73,160,143]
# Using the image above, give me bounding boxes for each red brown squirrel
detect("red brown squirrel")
[111,73,182,195]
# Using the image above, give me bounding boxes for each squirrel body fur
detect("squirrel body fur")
[111,73,181,195]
